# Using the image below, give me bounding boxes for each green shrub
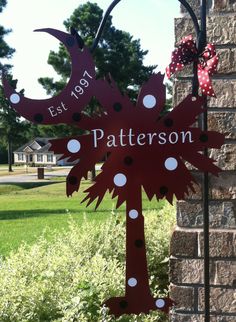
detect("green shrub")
[0,203,176,322]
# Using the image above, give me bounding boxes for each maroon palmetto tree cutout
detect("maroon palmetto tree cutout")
[2,28,224,317]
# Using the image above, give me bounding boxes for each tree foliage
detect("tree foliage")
[38,2,156,137]
[0,1,29,168]
[0,0,15,70]
[0,77,30,169]
[0,0,7,12]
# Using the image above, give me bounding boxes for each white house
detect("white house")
[14,138,74,166]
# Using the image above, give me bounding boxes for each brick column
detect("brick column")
[169,1,236,321]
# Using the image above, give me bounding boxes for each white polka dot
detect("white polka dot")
[114,173,127,187]
[143,95,157,109]
[10,93,20,104]
[67,139,81,153]
[164,157,178,171]
[192,97,197,101]
[129,209,139,219]
[128,278,137,287]
[156,299,165,308]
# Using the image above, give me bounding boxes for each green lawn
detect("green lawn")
[0,180,165,257]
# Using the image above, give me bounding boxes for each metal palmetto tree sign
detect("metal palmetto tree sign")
[2,0,224,319]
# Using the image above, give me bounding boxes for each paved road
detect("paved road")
[0,168,71,183]
[0,165,102,183]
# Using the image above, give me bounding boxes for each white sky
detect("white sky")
[1,0,181,98]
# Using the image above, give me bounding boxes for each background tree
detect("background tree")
[0,78,30,171]
[0,0,29,170]
[163,79,173,115]
[38,1,156,138]
[0,0,14,168]
[0,0,15,70]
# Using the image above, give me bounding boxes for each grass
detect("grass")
[0,182,56,194]
[0,180,166,257]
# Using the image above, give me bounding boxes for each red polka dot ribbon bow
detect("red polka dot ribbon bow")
[166,35,219,97]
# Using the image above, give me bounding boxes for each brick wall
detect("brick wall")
[169,1,236,321]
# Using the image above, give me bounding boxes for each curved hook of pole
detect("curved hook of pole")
[90,0,206,97]
[90,0,122,53]
[178,0,207,97]
[178,0,200,38]
[91,0,201,53]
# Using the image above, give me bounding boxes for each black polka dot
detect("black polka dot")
[124,156,133,166]
[68,176,78,185]
[66,37,75,47]
[72,113,82,122]
[160,186,168,195]
[120,300,128,309]
[164,118,173,127]
[113,102,122,112]
[200,134,208,142]
[135,239,144,248]
[34,114,44,123]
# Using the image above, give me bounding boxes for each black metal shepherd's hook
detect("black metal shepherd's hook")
[91,0,205,97]
[91,1,210,321]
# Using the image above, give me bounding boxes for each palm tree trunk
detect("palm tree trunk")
[105,187,173,317]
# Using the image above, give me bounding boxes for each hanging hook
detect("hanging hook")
[178,0,200,37]
[91,0,122,53]
[90,0,207,97]
[178,1,208,97]
[91,0,201,53]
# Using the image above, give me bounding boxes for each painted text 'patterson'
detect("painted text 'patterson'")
[91,129,194,148]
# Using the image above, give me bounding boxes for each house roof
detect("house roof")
[14,138,54,154]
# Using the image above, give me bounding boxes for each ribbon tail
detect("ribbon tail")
[198,68,216,97]
[166,66,172,79]
[206,55,219,75]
